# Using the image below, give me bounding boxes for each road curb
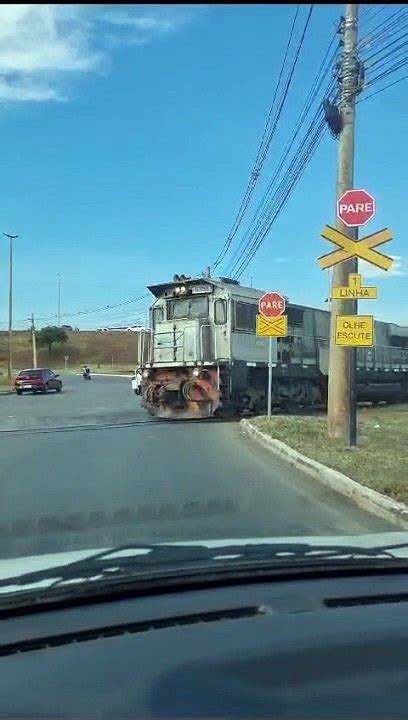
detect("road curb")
[240,418,408,529]
[75,373,132,378]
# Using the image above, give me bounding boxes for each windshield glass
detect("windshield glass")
[0,3,407,600]
[168,296,208,320]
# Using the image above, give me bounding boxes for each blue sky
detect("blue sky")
[0,3,406,329]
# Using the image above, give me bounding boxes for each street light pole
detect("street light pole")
[3,233,18,381]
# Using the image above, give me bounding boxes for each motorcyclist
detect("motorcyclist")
[83,365,91,379]
[135,368,142,395]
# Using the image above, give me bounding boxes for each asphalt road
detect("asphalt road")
[0,374,393,559]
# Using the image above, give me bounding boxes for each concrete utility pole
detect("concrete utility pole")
[31,313,37,369]
[327,4,360,445]
[3,233,18,381]
[57,273,61,327]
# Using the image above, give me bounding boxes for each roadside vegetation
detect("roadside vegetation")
[253,405,408,504]
[0,371,12,391]
[0,330,140,371]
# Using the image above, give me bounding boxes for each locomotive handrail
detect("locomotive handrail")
[153,329,185,362]
[357,344,408,371]
[277,334,408,372]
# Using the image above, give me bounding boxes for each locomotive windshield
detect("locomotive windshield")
[168,296,209,320]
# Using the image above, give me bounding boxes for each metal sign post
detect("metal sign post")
[267,337,272,418]
[257,291,287,419]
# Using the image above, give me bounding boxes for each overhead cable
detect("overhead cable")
[222,33,337,277]
[211,4,314,271]
[359,72,408,102]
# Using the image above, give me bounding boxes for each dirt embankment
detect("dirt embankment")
[0,330,150,370]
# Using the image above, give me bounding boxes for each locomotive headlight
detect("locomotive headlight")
[174,287,181,295]
[142,369,150,379]
[180,285,187,294]
[192,367,200,378]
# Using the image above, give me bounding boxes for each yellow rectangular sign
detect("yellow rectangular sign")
[331,273,378,300]
[335,315,374,347]
[256,314,288,337]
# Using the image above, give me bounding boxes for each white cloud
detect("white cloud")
[360,256,408,278]
[0,4,205,102]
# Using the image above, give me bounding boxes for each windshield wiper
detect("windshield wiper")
[0,540,405,592]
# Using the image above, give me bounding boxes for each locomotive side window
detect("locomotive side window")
[215,298,227,325]
[234,301,257,332]
[287,307,304,327]
[168,296,208,320]
[153,307,164,328]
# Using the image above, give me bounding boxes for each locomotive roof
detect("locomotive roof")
[147,277,408,331]
[147,276,324,313]
[147,277,235,298]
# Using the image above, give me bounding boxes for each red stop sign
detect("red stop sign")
[337,189,376,227]
[259,292,285,318]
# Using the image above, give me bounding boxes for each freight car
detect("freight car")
[140,275,408,419]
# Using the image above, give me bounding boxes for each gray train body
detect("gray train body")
[141,275,408,418]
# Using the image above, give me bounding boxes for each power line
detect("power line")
[366,56,408,86]
[223,54,337,277]
[359,72,408,101]
[220,18,339,276]
[363,29,408,64]
[230,109,327,279]
[360,5,391,29]
[211,4,301,272]
[27,293,150,326]
[211,4,313,271]
[365,40,408,73]
[359,6,407,49]
[222,35,338,279]
[231,113,327,279]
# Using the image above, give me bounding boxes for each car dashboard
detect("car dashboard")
[1,569,408,717]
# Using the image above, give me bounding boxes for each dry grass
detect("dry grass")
[0,330,144,370]
[252,405,408,504]
[0,368,12,391]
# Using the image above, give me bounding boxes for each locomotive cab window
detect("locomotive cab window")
[168,295,208,320]
[214,298,227,325]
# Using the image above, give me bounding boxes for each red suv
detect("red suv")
[15,369,63,395]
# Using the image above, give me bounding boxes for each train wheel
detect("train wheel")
[280,399,300,414]
[214,403,236,419]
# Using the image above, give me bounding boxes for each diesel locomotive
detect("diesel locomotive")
[141,275,408,419]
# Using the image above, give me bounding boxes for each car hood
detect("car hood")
[1,530,408,594]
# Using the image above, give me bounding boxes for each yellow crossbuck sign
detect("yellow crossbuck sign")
[318,225,393,271]
[256,314,288,337]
